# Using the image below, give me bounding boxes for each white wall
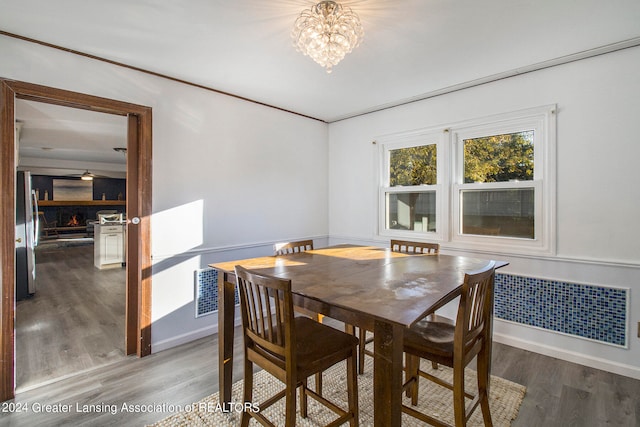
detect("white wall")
[328,46,640,378]
[1,35,329,350]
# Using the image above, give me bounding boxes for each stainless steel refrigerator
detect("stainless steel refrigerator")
[16,170,38,300]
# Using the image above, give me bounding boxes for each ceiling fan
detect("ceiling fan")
[65,169,107,181]
[80,170,95,181]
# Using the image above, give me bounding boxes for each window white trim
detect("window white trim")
[375,105,556,256]
[449,105,556,255]
[376,128,448,242]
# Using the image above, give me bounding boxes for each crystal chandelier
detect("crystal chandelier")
[292,1,364,73]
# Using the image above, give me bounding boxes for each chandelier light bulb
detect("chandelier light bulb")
[292,1,364,73]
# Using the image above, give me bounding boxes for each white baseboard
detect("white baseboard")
[152,324,217,353]
[152,311,242,353]
[493,332,640,380]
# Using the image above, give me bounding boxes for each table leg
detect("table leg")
[218,272,236,405]
[373,321,404,427]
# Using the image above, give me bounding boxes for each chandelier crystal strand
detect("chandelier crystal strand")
[292,1,363,73]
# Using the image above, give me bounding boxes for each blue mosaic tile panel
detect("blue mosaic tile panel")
[195,268,239,318]
[494,273,627,347]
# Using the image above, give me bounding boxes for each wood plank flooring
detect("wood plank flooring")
[4,333,639,426]
[492,344,640,426]
[6,244,640,426]
[16,242,126,391]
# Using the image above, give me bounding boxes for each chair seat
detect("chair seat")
[250,317,358,378]
[404,316,456,359]
[295,317,359,378]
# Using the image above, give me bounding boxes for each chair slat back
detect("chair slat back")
[274,239,314,256]
[390,239,439,255]
[455,261,496,347]
[235,266,294,358]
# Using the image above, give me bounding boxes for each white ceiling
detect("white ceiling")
[3,0,640,172]
[15,100,128,177]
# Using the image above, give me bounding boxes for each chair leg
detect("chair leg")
[315,372,323,396]
[429,314,439,370]
[358,328,367,374]
[313,313,324,396]
[405,354,419,404]
[476,346,493,427]
[347,352,359,426]
[344,322,357,378]
[285,378,297,426]
[241,359,253,427]
[452,360,467,427]
[300,379,308,418]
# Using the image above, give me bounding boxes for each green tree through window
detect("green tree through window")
[464,131,534,183]
[389,145,437,186]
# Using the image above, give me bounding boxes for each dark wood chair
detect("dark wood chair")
[235,265,359,427]
[358,240,440,373]
[402,261,496,427]
[274,239,314,256]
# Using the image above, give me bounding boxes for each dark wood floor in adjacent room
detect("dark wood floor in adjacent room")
[5,243,640,426]
[16,242,126,390]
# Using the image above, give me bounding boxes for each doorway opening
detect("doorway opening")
[1,79,153,401]
[15,101,129,390]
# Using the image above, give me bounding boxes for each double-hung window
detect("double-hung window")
[378,131,445,241]
[377,105,556,255]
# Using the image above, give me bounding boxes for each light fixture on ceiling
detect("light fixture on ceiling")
[291,1,364,73]
[80,170,94,181]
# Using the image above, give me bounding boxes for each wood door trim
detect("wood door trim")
[0,78,153,401]
[0,80,17,401]
[125,114,140,355]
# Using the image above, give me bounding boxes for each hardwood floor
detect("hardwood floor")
[7,249,640,426]
[4,332,244,426]
[4,333,639,426]
[492,345,640,426]
[16,242,126,391]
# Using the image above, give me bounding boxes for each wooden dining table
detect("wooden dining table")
[210,244,507,426]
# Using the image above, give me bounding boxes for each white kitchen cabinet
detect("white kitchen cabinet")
[94,224,125,269]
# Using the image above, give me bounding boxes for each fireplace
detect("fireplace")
[37,203,125,239]
[58,207,88,229]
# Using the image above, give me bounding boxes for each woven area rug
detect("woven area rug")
[150,357,526,426]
